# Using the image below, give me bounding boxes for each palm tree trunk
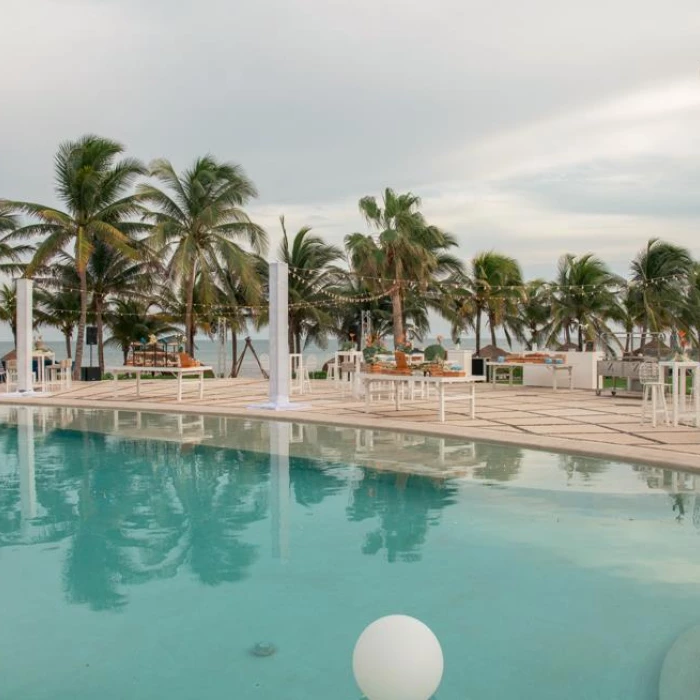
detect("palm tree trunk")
[95,297,105,373]
[184,273,196,356]
[565,324,571,346]
[489,313,497,348]
[295,331,301,355]
[475,313,482,354]
[577,325,583,351]
[64,331,72,359]
[391,285,404,346]
[74,267,88,381]
[640,323,647,352]
[288,318,294,354]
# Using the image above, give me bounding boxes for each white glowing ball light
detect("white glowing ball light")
[352,615,444,700]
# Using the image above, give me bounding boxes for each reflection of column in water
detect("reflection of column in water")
[17,407,37,523]
[270,421,290,561]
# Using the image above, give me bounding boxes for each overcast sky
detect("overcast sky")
[2,0,700,340]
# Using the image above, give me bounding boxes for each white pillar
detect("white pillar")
[16,278,33,393]
[269,420,290,561]
[248,261,308,411]
[269,261,290,406]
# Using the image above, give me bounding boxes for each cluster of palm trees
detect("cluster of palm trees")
[1,134,699,380]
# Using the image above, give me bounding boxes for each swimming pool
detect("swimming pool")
[1,405,699,699]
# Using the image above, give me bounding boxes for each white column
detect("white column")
[16,278,33,393]
[248,261,308,411]
[269,420,290,561]
[269,261,290,406]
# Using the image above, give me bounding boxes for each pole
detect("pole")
[269,262,290,406]
[16,278,33,393]
[248,262,308,411]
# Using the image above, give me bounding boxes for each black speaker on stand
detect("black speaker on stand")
[81,326,102,381]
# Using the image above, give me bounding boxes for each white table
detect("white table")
[486,361,573,390]
[107,365,212,402]
[659,361,700,427]
[362,373,485,423]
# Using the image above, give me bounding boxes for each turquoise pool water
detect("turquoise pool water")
[1,406,699,699]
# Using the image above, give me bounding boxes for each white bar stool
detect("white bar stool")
[640,362,669,427]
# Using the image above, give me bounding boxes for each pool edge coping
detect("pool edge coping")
[1,394,698,473]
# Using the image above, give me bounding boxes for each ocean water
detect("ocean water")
[0,336,489,377]
[1,406,700,699]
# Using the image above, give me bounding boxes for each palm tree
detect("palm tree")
[547,254,623,350]
[35,286,81,359]
[105,299,178,364]
[630,238,693,348]
[681,261,700,351]
[212,254,265,376]
[346,188,461,346]
[6,135,146,379]
[0,206,33,273]
[450,252,523,353]
[86,240,152,372]
[0,284,18,343]
[278,216,344,353]
[516,279,551,350]
[138,156,267,356]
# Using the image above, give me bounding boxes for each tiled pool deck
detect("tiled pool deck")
[2,378,699,470]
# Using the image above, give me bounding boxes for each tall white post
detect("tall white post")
[269,420,290,561]
[248,261,308,411]
[269,261,290,406]
[16,278,33,393]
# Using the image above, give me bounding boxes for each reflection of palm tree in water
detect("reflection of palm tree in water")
[346,470,457,563]
[472,444,524,482]
[672,494,686,522]
[290,455,346,507]
[0,425,20,542]
[558,454,610,482]
[41,432,270,610]
[170,447,268,586]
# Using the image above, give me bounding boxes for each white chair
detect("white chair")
[640,362,669,427]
